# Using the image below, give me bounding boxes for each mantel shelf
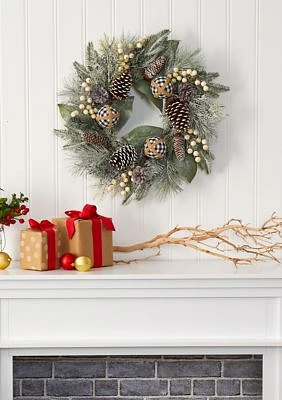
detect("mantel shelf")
[1,259,282,280]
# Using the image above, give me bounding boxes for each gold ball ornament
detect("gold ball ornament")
[0,252,12,270]
[74,256,92,272]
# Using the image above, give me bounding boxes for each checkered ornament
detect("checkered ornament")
[150,76,173,99]
[144,137,166,159]
[96,105,120,129]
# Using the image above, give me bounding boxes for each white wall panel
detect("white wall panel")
[0,0,281,259]
[0,0,27,193]
[228,0,257,223]
[258,0,282,221]
[27,0,57,219]
[56,0,86,215]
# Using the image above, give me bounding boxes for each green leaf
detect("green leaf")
[112,96,134,131]
[134,80,163,112]
[175,155,197,183]
[73,61,89,80]
[58,104,76,122]
[125,125,164,148]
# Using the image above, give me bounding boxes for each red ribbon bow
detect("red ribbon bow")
[65,204,115,267]
[28,219,56,269]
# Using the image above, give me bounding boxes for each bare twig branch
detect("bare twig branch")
[113,214,282,265]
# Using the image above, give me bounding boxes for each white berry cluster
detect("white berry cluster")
[167,68,209,92]
[167,67,198,84]
[107,170,133,196]
[116,36,147,74]
[184,128,209,163]
[70,78,99,119]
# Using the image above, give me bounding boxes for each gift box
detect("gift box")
[52,204,115,267]
[20,219,60,271]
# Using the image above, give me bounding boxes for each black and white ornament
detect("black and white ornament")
[96,105,120,129]
[144,137,166,159]
[150,76,173,99]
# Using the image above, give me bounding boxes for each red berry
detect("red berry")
[19,219,24,224]
[15,207,21,213]
[22,210,27,215]
[6,215,12,220]
[10,219,16,224]
[20,205,26,210]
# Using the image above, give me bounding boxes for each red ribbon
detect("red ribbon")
[65,204,115,267]
[29,219,56,270]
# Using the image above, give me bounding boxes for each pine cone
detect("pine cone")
[82,132,109,147]
[91,87,109,104]
[109,71,133,100]
[179,82,197,103]
[165,98,190,132]
[173,135,185,161]
[132,166,146,184]
[144,56,166,80]
[109,145,137,170]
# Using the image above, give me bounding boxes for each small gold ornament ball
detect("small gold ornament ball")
[0,252,12,270]
[74,256,92,272]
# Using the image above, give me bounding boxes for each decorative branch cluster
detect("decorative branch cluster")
[113,213,282,265]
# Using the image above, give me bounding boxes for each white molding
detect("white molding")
[1,260,282,398]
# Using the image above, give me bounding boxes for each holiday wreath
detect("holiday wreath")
[57,29,229,203]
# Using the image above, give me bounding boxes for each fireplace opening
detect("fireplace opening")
[13,355,263,399]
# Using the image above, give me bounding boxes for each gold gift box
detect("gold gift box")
[20,228,60,271]
[52,218,113,267]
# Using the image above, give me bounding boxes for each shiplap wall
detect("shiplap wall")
[1,0,282,259]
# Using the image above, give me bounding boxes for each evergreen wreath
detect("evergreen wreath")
[56,29,229,204]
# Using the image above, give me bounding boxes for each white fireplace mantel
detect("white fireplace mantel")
[1,259,282,399]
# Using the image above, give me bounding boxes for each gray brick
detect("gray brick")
[72,398,143,400]
[157,361,221,377]
[95,379,118,396]
[193,379,215,396]
[242,379,262,395]
[13,360,52,378]
[14,398,69,400]
[170,379,191,395]
[207,354,252,359]
[213,398,262,400]
[217,379,240,396]
[147,398,206,400]
[163,355,205,359]
[46,379,93,396]
[22,379,44,396]
[108,361,155,377]
[13,379,20,397]
[224,360,262,378]
[120,379,168,396]
[55,361,105,378]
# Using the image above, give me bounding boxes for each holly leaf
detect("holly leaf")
[125,125,163,148]
[175,155,197,183]
[134,80,163,112]
[112,96,134,130]
[58,104,76,122]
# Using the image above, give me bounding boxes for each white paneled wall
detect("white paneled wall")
[0,0,282,259]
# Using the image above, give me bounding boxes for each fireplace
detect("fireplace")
[13,355,263,398]
[0,259,281,399]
